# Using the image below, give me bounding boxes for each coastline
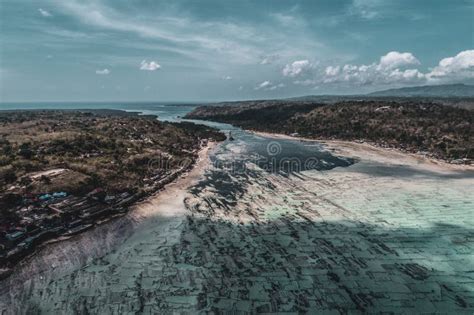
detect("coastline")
[0,109,226,276]
[0,141,217,295]
[3,127,474,313]
[129,140,216,221]
[252,130,474,173]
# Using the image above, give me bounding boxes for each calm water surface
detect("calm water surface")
[0,102,353,172]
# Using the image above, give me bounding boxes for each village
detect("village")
[0,186,132,275]
[0,152,207,279]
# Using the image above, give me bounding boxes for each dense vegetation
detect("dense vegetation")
[0,110,225,195]
[186,101,473,161]
[189,100,319,130]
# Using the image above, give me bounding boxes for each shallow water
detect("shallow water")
[1,103,473,314]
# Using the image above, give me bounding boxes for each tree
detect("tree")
[18,143,34,159]
[3,169,17,184]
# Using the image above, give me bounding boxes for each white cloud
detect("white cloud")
[255,80,271,90]
[39,8,52,17]
[140,60,161,71]
[325,65,340,76]
[222,76,232,80]
[255,81,285,91]
[427,50,474,81]
[306,51,428,87]
[51,0,338,71]
[378,51,420,70]
[95,68,110,75]
[52,1,266,65]
[282,60,312,77]
[387,68,425,82]
[322,63,426,85]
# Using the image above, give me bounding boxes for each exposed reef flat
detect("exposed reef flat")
[1,133,473,313]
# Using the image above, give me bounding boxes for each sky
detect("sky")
[0,0,473,102]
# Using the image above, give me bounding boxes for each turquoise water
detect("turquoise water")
[1,102,473,313]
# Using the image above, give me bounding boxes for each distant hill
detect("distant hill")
[196,84,474,111]
[368,84,474,98]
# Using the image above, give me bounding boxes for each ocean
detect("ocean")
[0,102,198,122]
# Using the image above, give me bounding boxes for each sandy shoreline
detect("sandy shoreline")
[3,130,474,313]
[130,141,217,221]
[0,142,217,295]
[252,130,473,173]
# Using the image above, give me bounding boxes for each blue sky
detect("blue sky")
[0,0,473,102]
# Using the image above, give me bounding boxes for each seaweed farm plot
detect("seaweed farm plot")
[182,144,474,313]
[1,135,473,314]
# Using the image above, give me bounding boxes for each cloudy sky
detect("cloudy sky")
[0,0,473,102]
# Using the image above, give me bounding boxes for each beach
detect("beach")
[253,130,473,172]
[0,142,217,313]
[1,133,473,313]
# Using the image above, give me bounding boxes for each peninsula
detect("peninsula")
[0,109,224,276]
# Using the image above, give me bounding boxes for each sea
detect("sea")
[0,102,197,122]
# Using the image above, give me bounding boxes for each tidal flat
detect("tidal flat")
[1,130,473,314]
